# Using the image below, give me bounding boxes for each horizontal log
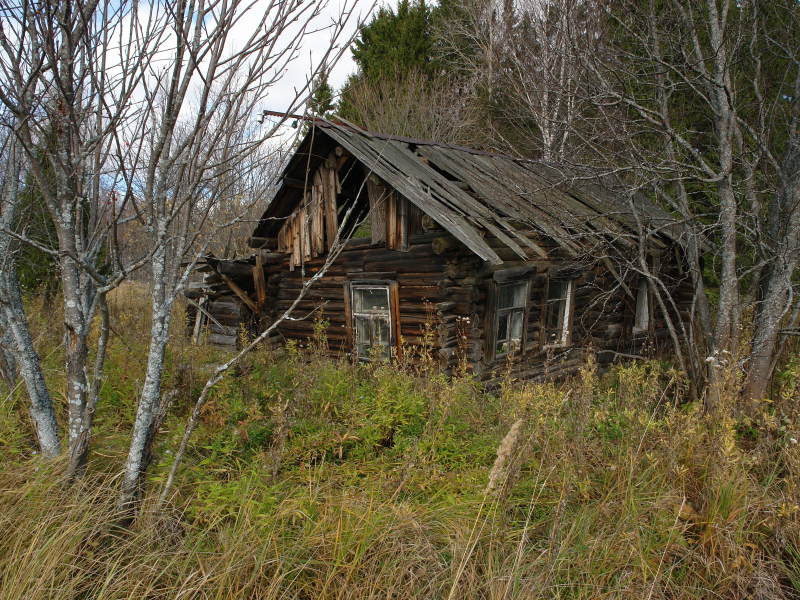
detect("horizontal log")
[207,301,240,313]
[276,325,348,339]
[248,237,278,250]
[409,231,445,245]
[206,333,237,346]
[279,276,347,288]
[339,261,446,274]
[421,215,443,230]
[397,276,446,287]
[208,323,239,336]
[432,236,463,254]
[214,261,257,277]
[399,316,440,328]
[204,314,239,328]
[277,288,344,301]
[398,326,442,337]
[339,246,440,262]
[402,289,475,304]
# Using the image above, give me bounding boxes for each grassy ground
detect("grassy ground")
[1,284,800,599]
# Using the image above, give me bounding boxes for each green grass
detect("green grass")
[1,285,799,598]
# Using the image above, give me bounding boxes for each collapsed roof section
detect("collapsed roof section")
[253,120,688,265]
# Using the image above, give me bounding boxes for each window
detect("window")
[495,281,528,358]
[542,279,574,347]
[352,286,392,361]
[633,277,650,333]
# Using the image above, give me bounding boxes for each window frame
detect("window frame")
[493,280,530,359]
[485,266,538,363]
[541,277,575,349]
[632,277,651,334]
[343,278,400,363]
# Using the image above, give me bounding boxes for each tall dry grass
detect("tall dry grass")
[1,290,800,598]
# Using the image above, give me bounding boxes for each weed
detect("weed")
[1,288,800,598]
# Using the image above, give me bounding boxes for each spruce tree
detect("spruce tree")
[350,0,436,80]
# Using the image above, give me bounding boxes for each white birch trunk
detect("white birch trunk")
[120,246,173,508]
[0,270,61,456]
[0,141,60,457]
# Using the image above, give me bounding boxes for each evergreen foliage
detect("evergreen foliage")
[309,64,334,117]
[338,0,460,134]
[350,0,437,80]
[14,151,59,301]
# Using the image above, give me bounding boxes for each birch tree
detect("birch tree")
[0,129,60,456]
[117,0,359,511]
[0,0,162,469]
[568,0,800,403]
[436,0,596,160]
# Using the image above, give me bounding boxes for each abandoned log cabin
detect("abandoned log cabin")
[185,119,697,381]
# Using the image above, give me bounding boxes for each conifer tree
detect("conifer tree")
[309,64,334,117]
[351,0,436,80]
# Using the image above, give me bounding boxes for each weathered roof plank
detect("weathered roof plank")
[253,120,692,263]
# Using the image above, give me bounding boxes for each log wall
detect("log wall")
[254,228,693,385]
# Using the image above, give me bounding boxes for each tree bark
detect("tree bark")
[120,248,172,511]
[0,269,61,456]
[66,293,109,480]
[744,134,800,404]
[0,139,60,457]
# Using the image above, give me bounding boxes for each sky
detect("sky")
[256,0,368,134]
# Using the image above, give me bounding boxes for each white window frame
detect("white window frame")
[633,277,650,333]
[542,278,574,348]
[351,284,392,362]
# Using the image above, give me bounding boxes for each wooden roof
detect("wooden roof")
[254,121,690,265]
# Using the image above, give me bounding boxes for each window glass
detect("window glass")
[352,285,392,361]
[374,319,389,359]
[498,282,527,310]
[354,287,389,312]
[542,279,574,346]
[355,317,371,358]
[510,311,524,340]
[497,313,509,343]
